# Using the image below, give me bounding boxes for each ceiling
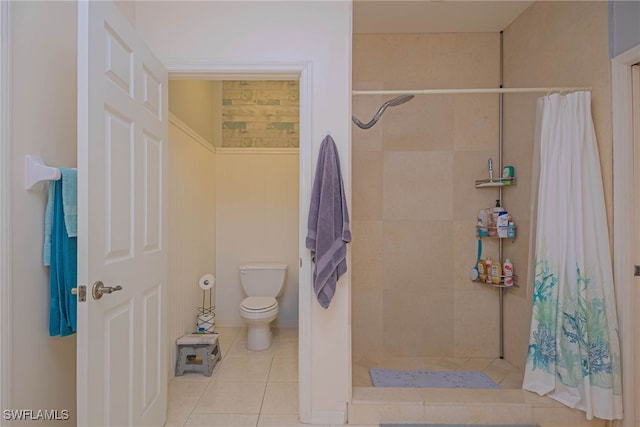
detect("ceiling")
[353,1,535,34]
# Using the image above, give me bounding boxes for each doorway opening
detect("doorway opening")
[165,73,307,424]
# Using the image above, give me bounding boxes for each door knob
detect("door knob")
[92,281,123,300]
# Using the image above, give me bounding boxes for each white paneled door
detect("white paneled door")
[77,1,168,425]
[634,62,640,427]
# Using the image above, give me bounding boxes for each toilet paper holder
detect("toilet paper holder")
[197,274,216,334]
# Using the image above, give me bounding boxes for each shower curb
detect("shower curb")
[348,387,609,427]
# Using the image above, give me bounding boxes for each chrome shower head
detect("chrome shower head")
[384,95,415,107]
[352,95,415,129]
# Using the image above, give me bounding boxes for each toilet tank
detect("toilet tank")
[239,262,288,297]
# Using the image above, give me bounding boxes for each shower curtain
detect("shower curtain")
[523,91,623,420]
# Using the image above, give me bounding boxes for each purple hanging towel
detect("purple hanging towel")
[306,135,351,308]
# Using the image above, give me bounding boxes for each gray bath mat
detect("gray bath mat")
[369,369,500,389]
[380,424,540,427]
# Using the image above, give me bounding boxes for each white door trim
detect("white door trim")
[0,0,12,417]
[164,62,314,423]
[612,43,640,427]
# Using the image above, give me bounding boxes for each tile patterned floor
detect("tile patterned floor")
[166,326,524,426]
[166,327,365,427]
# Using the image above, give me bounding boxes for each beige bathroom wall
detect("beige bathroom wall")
[352,33,504,362]
[169,80,220,147]
[9,2,77,422]
[214,150,299,329]
[168,116,216,378]
[502,1,612,370]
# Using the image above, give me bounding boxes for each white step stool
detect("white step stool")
[175,333,221,377]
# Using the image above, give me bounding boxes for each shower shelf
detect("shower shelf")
[475,177,516,188]
[476,225,516,239]
[472,274,518,288]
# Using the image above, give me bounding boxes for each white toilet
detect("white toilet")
[238,262,288,351]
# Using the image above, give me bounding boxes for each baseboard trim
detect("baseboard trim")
[214,320,299,329]
[308,408,347,425]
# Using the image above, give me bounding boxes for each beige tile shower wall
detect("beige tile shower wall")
[502,1,612,371]
[352,33,503,362]
[222,81,299,148]
[168,118,216,377]
[214,150,299,328]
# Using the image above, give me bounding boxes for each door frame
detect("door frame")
[0,0,11,415]
[167,62,313,422]
[612,43,640,427]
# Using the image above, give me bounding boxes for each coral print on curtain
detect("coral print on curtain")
[523,91,623,420]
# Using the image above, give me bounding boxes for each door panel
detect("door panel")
[105,108,134,261]
[143,133,162,253]
[77,1,168,425]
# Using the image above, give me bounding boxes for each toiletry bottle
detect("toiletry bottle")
[477,260,486,282]
[507,221,516,239]
[485,256,492,284]
[491,260,502,285]
[487,210,496,237]
[503,259,514,286]
[478,209,489,236]
[488,158,494,182]
[490,202,503,237]
[502,165,514,185]
[497,212,509,237]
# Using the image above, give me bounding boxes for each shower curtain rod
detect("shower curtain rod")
[352,87,591,96]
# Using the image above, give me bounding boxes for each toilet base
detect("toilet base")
[246,323,272,351]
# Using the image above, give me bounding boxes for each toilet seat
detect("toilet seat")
[240,296,278,313]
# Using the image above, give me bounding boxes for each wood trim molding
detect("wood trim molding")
[0,0,12,416]
[168,112,216,154]
[215,147,299,155]
[611,43,640,427]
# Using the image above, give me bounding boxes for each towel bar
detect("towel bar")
[25,155,61,190]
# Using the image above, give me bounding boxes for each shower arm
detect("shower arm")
[351,105,390,129]
[352,95,414,129]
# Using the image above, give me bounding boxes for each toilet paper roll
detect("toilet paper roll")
[199,274,215,290]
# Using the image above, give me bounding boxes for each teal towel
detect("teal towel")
[61,168,77,237]
[43,182,55,266]
[48,180,77,337]
[43,168,76,265]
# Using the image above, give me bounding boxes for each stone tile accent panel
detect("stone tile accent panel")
[222,80,299,148]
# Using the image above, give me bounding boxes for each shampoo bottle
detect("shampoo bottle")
[503,259,514,286]
[491,260,502,285]
[485,256,493,284]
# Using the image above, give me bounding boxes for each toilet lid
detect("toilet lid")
[241,297,278,312]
